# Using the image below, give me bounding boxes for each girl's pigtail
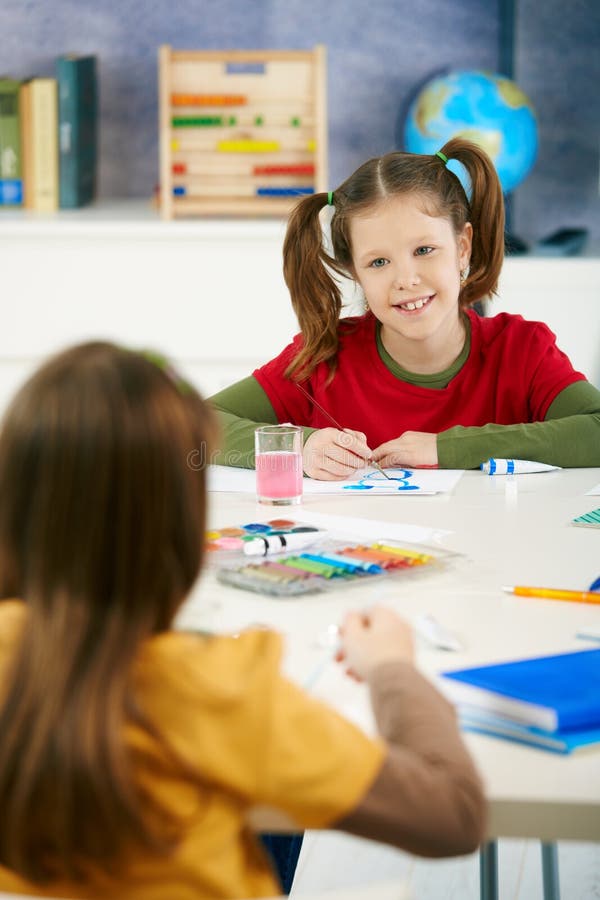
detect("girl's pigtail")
[441,137,505,305]
[282,192,347,380]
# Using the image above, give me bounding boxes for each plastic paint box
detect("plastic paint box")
[215,537,455,597]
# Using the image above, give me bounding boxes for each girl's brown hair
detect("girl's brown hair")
[283,136,505,379]
[0,342,216,882]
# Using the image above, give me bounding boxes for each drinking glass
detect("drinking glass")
[255,424,303,505]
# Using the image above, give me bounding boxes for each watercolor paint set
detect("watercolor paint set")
[206,519,325,557]
[215,536,451,597]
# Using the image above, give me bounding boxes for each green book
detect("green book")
[0,77,22,205]
[56,55,97,208]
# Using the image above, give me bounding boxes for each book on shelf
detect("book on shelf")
[20,77,59,211]
[0,77,23,205]
[56,54,98,208]
[440,647,600,732]
[458,707,600,755]
[19,80,33,206]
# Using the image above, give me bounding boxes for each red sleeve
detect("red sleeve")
[252,334,315,424]
[522,321,586,421]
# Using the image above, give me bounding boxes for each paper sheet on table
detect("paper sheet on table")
[288,509,451,544]
[207,465,464,495]
[586,482,600,496]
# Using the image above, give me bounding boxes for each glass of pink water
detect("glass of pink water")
[255,425,303,505]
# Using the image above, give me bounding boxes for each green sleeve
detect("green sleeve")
[208,376,316,468]
[437,381,600,469]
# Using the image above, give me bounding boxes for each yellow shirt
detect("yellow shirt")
[0,601,384,898]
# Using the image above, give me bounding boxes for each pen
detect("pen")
[414,613,463,651]
[323,614,463,653]
[295,382,392,479]
[503,585,600,604]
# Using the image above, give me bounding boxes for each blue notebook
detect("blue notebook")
[458,709,600,755]
[441,648,600,731]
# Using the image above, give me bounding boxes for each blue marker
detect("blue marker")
[481,458,560,475]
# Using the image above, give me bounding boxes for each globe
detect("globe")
[402,69,538,194]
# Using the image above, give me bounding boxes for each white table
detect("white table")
[176,468,600,894]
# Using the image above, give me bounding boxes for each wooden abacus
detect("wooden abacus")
[158,45,327,218]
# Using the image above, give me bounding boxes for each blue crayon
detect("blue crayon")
[299,552,383,575]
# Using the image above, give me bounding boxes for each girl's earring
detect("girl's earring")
[460,266,470,284]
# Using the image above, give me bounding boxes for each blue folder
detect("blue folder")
[442,648,600,732]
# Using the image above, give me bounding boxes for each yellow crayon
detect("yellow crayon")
[371,543,433,563]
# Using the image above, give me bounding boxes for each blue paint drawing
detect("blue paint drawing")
[343,469,420,492]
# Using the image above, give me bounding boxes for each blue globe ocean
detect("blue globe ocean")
[402,70,538,194]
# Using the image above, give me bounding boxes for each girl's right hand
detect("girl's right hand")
[337,606,415,681]
[303,427,372,480]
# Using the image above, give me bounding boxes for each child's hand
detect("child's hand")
[336,606,414,681]
[303,428,372,480]
[372,432,438,468]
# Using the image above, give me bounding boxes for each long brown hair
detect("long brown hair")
[283,137,505,379]
[0,342,216,882]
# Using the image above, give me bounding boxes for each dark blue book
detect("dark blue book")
[458,708,600,755]
[441,648,600,731]
[56,55,97,208]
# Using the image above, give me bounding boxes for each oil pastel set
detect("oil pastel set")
[215,536,449,597]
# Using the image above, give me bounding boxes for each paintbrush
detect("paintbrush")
[295,382,393,480]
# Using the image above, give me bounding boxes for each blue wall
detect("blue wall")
[513,0,599,246]
[2,0,598,244]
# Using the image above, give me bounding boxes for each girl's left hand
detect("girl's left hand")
[371,432,439,469]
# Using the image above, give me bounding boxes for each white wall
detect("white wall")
[490,258,600,388]
[2,207,599,417]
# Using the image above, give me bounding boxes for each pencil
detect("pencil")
[502,585,600,604]
[294,382,393,479]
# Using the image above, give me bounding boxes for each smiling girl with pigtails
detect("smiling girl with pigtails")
[211,137,600,479]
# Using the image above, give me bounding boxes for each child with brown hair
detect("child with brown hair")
[211,137,600,478]
[0,342,485,898]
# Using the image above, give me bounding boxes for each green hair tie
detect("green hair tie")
[434,151,449,165]
[327,191,334,206]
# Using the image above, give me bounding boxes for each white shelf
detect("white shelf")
[0,199,289,241]
[1,199,598,255]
